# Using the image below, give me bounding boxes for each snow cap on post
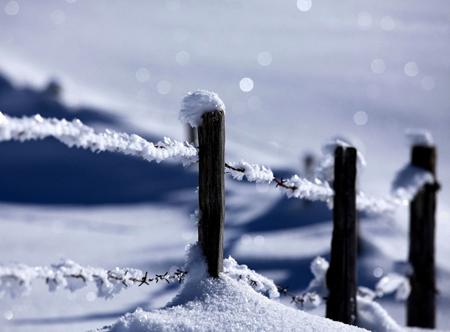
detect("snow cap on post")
[179,90,226,128]
[405,128,434,147]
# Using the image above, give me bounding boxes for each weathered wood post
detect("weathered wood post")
[197,110,225,277]
[326,146,358,325]
[407,145,438,328]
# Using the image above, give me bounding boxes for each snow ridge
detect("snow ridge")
[0,113,198,166]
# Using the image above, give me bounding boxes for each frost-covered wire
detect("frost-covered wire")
[225,162,334,203]
[0,260,187,299]
[391,164,435,203]
[0,113,198,166]
[0,114,433,214]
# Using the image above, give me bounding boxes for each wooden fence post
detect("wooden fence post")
[326,146,358,325]
[407,145,438,328]
[197,110,225,277]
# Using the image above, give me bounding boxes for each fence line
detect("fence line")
[0,113,198,166]
[0,255,409,314]
[0,260,187,299]
[0,112,414,214]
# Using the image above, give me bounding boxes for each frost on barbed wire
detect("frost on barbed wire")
[355,192,397,214]
[405,128,434,147]
[224,160,333,203]
[282,175,333,203]
[179,90,226,128]
[289,256,329,311]
[305,256,329,298]
[225,161,274,183]
[391,164,434,203]
[375,273,410,301]
[0,113,198,166]
[223,256,279,299]
[0,259,185,300]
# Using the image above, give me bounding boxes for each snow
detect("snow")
[101,245,366,332]
[282,175,333,202]
[355,192,397,214]
[305,256,329,298]
[357,296,402,332]
[405,129,434,147]
[0,260,185,300]
[226,160,274,183]
[223,255,279,299]
[0,113,198,166]
[179,90,225,128]
[316,137,367,183]
[0,0,450,330]
[225,161,335,204]
[392,164,434,203]
[375,273,410,301]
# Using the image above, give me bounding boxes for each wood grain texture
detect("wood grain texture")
[198,111,225,278]
[407,145,437,328]
[326,146,358,325]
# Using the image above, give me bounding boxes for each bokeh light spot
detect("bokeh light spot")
[297,0,312,12]
[357,12,372,29]
[4,1,19,16]
[353,111,368,126]
[4,311,13,321]
[404,61,419,77]
[239,77,254,92]
[380,16,395,31]
[50,10,66,25]
[373,267,384,278]
[175,50,190,66]
[135,68,150,83]
[371,59,386,74]
[257,51,272,66]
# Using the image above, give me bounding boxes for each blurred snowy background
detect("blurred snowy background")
[0,0,449,331]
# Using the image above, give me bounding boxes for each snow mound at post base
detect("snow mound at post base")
[100,245,366,331]
[103,274,366,332]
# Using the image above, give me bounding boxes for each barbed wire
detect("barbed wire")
[44,269,188,288]
[0,113,422,214]
[0,261,321,310]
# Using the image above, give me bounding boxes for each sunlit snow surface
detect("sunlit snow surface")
[0,0,449,331]
[101,246,365,332]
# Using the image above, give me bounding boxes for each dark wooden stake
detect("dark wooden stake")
[198,111,225,278]
[407,145,438,328]
[326,146,358,325]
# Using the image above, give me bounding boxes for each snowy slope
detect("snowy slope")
[0,0,449,331]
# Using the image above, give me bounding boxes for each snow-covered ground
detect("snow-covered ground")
[0,0,449,331]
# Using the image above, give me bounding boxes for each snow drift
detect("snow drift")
[99,245,366,332]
